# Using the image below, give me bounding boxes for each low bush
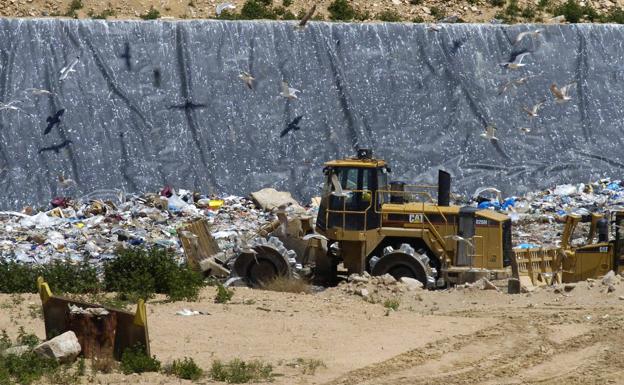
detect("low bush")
[210,359,274,383]
[140,7,160,20]
[165,357,203,380]
[378,10,402,22]
[120,344,161,374]
[104,247,204,301]
[215,283,234,303]
[328,0,356,21]
[0,260,99,294]
[287,358,326,375]
[383,298,400,311]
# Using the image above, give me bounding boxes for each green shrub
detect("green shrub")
[17,327,40,348]
[521,6,536,19]
[90,8,115,19]
[505,0,520,17]
[166,357,203,380]
[65,0,83,17]
[383,298,400,311]
[538,0,550,8]
[120,345,161,374]
[488,0,505,6]
[282,0,293,6]
[140,7,161,20]
[240,0,278,19]
[215,283,234,304]
[430,6,445,19]
[1,352,59,385]
[554,0,584,23]
[287,358,326,375]
[328,0,356,21]
[0,330,10,351]
[0,260,99,294]
[378,10,402,22]
[606,7,624,23]
[210,359,274,383]
[104,247,204,301]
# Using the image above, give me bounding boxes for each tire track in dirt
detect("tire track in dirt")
[324,308,624,385]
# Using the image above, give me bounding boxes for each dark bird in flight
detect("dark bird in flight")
[297,4,316,29]
[280,115,303,137]
[44,109,65,135]
[168,101,207,110]
[120,43,132,71]
[153,69,161,88]
[38,140,72,154]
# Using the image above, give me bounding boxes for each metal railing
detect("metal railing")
[324,190,373,231]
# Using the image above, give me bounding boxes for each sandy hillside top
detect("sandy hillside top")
[2,0,624,23]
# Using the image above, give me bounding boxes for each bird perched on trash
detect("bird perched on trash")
[58,174,76,188]
[297,4,316,29]
[280,81,300,100]
[513,29,542,45]
[38,140,72,154]
[500,52,531,69]
[522,99,545,118]
[444,235,474,249]
[239,71,255,89]
[216,2,235,16]
[44,109,65,135]
[59,57,79,81]
[550,82,576,103]
[280,116,303,137]
[480,125,498,142]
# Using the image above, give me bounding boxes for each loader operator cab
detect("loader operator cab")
[316,149,388,232]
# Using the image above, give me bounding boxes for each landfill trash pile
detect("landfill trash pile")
[0,187,315,268]
[469,178,624,248]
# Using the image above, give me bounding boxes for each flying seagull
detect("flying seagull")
[239,71,255,89]
[550,82,576,103]
[0,100,28,114]
[58,174,76,188]
[280,81,300,100]
[216,2,235,16]
[522,99,545,118]
[500,52,531,69]
[498,73,541,95]
[480,125,498,141]
[427,24,442,32]
[473,187,502,201]
[297,4,316,29]
[280,115,303,137]
[44,108,65,135]
[59,57,79,81]
[38,140,72,154]
[519,127,532,133]
[120,43,132,71]
[513,29,542,45]
[25,88,55,97]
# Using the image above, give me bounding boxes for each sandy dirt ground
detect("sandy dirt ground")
[2,277,624,385]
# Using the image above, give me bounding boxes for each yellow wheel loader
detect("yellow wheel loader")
[314,149,513,288]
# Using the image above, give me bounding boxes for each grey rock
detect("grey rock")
[33,331,81,363]
[1,345,30,357]
[379,273,397,285]
[400,276,423,290]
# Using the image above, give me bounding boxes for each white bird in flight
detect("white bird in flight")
[513,29,542,45]
[0,100,29,115]
[280,81,300,100]
[519,127,532,133]
[522,99,545,118]
[480,125,498,141]
[59,57,80,81]
[550,82,576,103]
[239,71,255,89]
[216,2,235,16]
[500,52,531,69]
[25,88,55,96]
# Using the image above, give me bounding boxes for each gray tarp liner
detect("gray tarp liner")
[0,19,622,209]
